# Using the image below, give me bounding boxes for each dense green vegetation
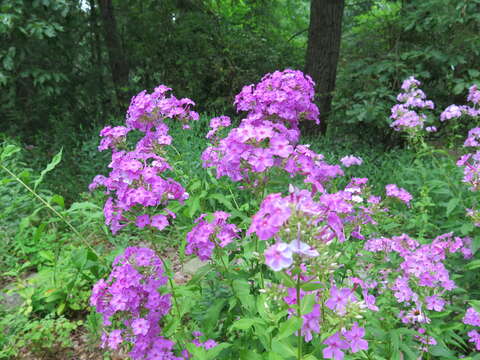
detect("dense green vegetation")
[1,0,480,359]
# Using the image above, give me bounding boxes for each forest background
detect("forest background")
[1,0,480,359]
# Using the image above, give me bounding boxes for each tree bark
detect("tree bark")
[97,0,129,108]
[304,0,345,135]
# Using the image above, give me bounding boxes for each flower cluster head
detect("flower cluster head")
[90,247,181,360]
[463,307,480,351]
[385,184,413,205]
[364,233,470,327]
[202,70,345,190]
[90,85,198,233]
[390,77,434,132]
[234,69,319,129]
[205,116,231,140]
[441,84,480,122]
[323,323,368,360]
[250,183,383,273]
[340,155,363,168]
[185,211,240,261]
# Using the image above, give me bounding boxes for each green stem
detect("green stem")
[160,257,186,347]
[296,272,302,360]
[0,164,103,263]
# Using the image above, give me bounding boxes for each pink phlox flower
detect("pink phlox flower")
[301,304,321,342]
[323,332,349,360]
[343,322,368,353]
[468,84,480,105]
[464,307,480,326]
[340,155,363,167]
[468,330,480,351]
[289,239,319,258]
[425,295,445,312]
[264,242,293,271]
[385,184,413,205]
[326,286,357,315]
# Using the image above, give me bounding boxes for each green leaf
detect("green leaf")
[445,197,459,216]
[205,342,231,359]
[276,317,302,340]
[232,279,255,313]
[300,293,316,315]
[33,148,62,190]
[300,282,324,291]
[467,259,480,270]
[230,318,261,331]
[1,144,20,161]
[271,340,296,358]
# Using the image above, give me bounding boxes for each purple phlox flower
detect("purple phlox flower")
[343,322,368,353]
[107,330,123,350]
[301,304,321,342]
[440,104,463,121]
[323,332,349,360]
[289,239,319,258]
[326,286,357,315]
[385,184,412,205]
[464,307,480,326]
[132,318,150,336]
[468,330,480,351]
[340,155,363,167]
[264,242,293,271]
[468,84,480,105]
[362,289,379,312]
[185,211,240,261]
[425,295,445,312]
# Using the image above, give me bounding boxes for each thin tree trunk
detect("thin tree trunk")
[97,0,129,108]
[304,0,345,135]
[89,0,106,119]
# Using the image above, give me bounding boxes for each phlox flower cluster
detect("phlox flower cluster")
[390,77,434,132]
[90,247,181,360]
[323,323,368,360]
[185,211,240,261]
[440,85,480,121]
[249,181,381,272]
[90,85,199,233]
[455,86,480,227]
[385,184,413,205]
[280,270,374,353]
[463,307,480,351]
[202,70,345,191]
[234,69,319,130]
[340,155,363,168]
[364,233,471,329]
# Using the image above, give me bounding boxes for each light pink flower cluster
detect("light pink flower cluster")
[440,85,480,121]
[322,323,368,360]
[390,77,434,132]
[185,211,240,261]
[365,233,470,326]
[234,69,319,130]
[340,155,363,168]
[385,184,413,205]
[90,86,199,233]
[249,182,383,272]
[90,247,181,360]
[463,307,480,351]
[202,70,346,190]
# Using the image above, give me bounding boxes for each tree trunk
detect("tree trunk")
[97,0,129,108]
[304,0,345,135]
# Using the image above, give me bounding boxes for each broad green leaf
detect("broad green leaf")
[445,197,459,216]
[232,279,255,313]
[276,317,302,340]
